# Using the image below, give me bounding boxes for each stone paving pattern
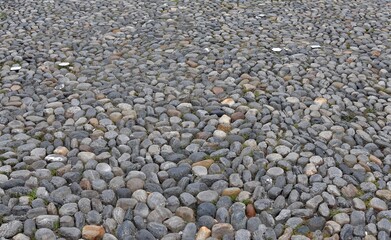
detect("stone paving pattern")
[0,0,391,239]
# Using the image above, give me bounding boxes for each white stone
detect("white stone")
[96,163,112,174]
[10,66,21,71]
[310,156,324,166]
[286,97,300,103]
[272,47,282,52]
[45,154,67,163]
[192,166,208,177]
[219,115,231,125]
[304,163,317,176]
[213,130,227,139]
[319,131,333,141]
[58,62,70,66]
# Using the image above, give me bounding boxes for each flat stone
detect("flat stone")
[376,190,391,201]
[221,187,241,197]
[369,198,387,211]
[36,215,60,229]
[0,220,23,238]
[35,228,56,240]
[164,216,186,232]
[82,225,105,240]
[266,167,284,178]
[45,154,67,163]
[211,223,234,239]
[197,190,219,203]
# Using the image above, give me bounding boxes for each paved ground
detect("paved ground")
[0,0,391,239]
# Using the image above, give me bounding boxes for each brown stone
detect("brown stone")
[186,60,198,68]
[358,160,371,172]
[47,115,55,125]
[211,223,234,239]
[364,235,377,240]
[376,190,391,201]
[324,234,340,240]
[371,50,381,57]
[89,118,99,127]
[196,226,211,240]
[56,164,71,177]
[369,155,382,166]
[195,132,211,140]
[314,97,327,105]
[10,85,21,91]
[192,159,215,169]
[283,75,292,81]
[109,112,122,123]
[231,112,245,121]
[212,87,224,95]
[217,124,231,133]
[82,225,105,240]
[126,178,145,192]
[79,144,93,152]
[240,73,252,80]
[242,84,256,91]
[221,187,241,197]
[80,178,92,190]
[341,184,358,198]
[332,82,344,89]
[278,227,293,240]
[246,203,256,218]
[96,93,105,100]
[54,146,69,156]
[221,98,235,107]
[167,109,182,117]
[346,58,355,63]
[176,207,195,222]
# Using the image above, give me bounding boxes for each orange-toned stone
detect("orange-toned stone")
[341,184,358,198]
[192,160,214,168]
[240,73,252,80]
[358,161,371,172]
[82,225,105,240]
[195,132,210,140]
[54,146,69,156]
[96,93,105,100]
[217,124,231,132]
[109,112,122,123]
[11,85,21,91]
[167,109,182,117]
[314,97,327,105]
[246,203,256,218]
[212,87,224,95]
[80,178,92,190]
[371,50,381,57]
[221,187,241,197]
[196,226,211,240]
[221,98,235,107]
[186,60,198,68]
[89,118,99,127]
[369,155,382,166]
[231,112,244,122]
[278,227,293,240]
[231,112,245,121]
[376,190,391,201]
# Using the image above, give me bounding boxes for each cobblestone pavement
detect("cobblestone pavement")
[0,0,391,239]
